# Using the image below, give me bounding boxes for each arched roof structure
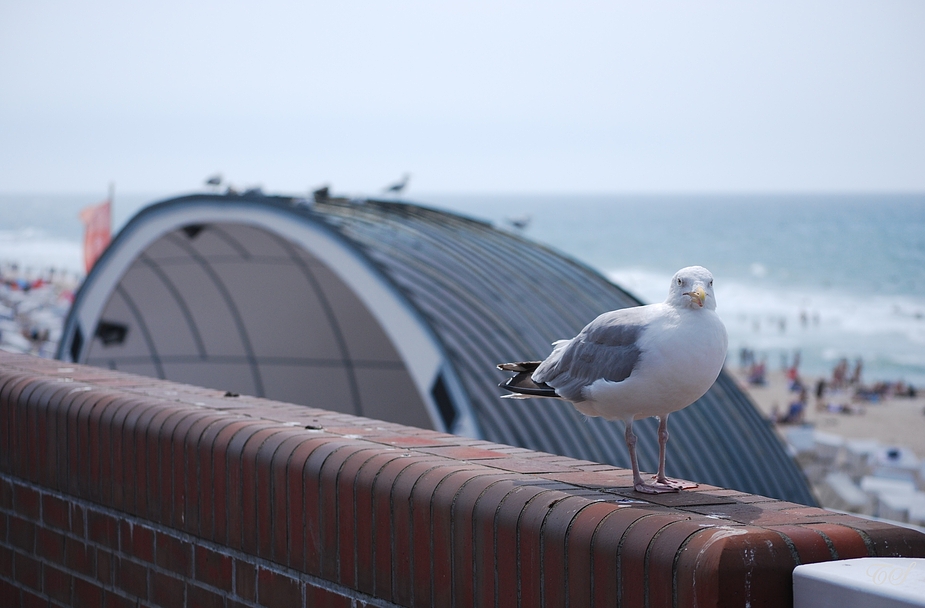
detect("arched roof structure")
[58,193,815,505]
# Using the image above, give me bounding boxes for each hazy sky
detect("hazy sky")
[1,1,923,196]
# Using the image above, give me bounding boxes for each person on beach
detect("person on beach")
[780,388,807,424]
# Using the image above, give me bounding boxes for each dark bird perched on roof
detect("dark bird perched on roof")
[383,173,410,195]
[205,173,222,187]
[498,266,728,494]
[313,185,330,203]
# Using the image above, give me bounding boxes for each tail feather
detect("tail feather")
[497,361,560,399]
[496,361,542,373]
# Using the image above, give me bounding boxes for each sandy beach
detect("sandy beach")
[731,367,925,460]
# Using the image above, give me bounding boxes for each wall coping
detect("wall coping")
[2,351,924,607]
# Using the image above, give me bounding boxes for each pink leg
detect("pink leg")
[625,418,680,494]
[652,415,698,490]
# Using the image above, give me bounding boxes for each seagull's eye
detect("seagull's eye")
[677,278,683,286]
[709,280,713,287]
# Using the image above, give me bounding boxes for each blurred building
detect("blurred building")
[58,193,815,504]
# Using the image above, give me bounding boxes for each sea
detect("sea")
[2,191,924,387]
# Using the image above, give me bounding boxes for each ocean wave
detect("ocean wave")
[0,231,83,275]
[607,267,925,385]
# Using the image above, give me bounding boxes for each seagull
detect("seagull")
[497,266,728,494]
[506,214,532,230]
[383,173,410,196]
[205,173,222,187]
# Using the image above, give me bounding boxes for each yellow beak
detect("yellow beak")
[687,286,707,308]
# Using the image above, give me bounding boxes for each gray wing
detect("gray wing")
[532,306,647,402]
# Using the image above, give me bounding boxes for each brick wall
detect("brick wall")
[1,351,923,607]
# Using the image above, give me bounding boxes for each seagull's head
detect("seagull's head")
[667,266,717,311]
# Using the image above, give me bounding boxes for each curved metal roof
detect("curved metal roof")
[58,192,816,505]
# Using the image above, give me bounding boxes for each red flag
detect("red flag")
[79,200,111,274]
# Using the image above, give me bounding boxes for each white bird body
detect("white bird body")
[498,265,728,494]
[570,302,727,420]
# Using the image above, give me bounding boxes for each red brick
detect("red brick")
[69,501,85,539]
[257,566,302,608]
[268,434,316,566]
[102,590,137,608]
[194,544,233,591]
[119,520,154,563]
[622,512,693,606]
[65,537,96,578]
[590,507,661,606]
[539,494,597,607]
[67,388,105,498]
[805,523,870,560]
[42,493,70,531]
[409,464,484,606]
[387,457,443,607]
[0,580,19,607]
[516,489,571,607]
[13,483,40,519]
[235,558,257,601]
[0,477,12,510]
[475,479,531,606]
[19,588,46,608]
[7,354,925,608]
[8,514,36,552]
[414,467,488,607]
[0,544,12,579]
[449,472,514,607]
[151,407,196,526]
[418,445,509,460]
[36,524,67,563]
[130,404,165,521]
[2,376,39,475]
[673,526,726,607]
[151,569,186,606]
[169,410,212,531]
[718,527,797,607]
[114,556,148,600]
[284,436,341,572]
[14,551,42,591]
[370,454,432,601]
[486,456,575,474]
[373,434,449,448]
[86,509,118,547]
[108,397,149,512]
[43,563,74,604]
[768,524,836,564]
[8,378,38,477]
[317,443,379,582]
[73,575,105,607]
[13,380,46,483]
[205,419,256,545]
[184,415,226,536]
[96,547,114,586]
[254,429,303,560]
[0,379,23,472]
[645,518,712,607]
[353,450,408,596]
[96,395,125,512]
[539,467,637,489]
[33,384,76,487]
[566,501,621,608]
[334,447,387,587]
[187,582,226,608]
[85,392,121,504]
[240,426,287,555]
[225,422,277,551]
[844,519,925,557]
[301,439,368,578]
[155,531,192,576]
[305,582,353,608]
